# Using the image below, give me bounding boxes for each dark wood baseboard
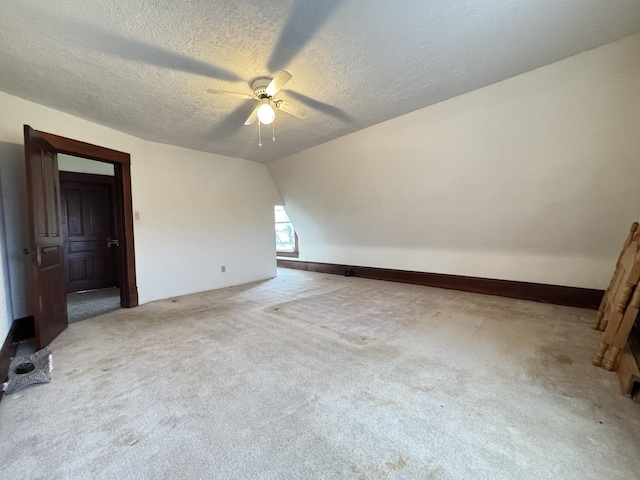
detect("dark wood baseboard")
[277,259,604,310]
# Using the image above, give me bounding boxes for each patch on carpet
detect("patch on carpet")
[3,348,52,395]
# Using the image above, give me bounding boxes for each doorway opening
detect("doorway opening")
[59,155,121,323]
[24,126,138,349]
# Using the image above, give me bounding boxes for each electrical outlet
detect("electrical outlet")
[221,265,226,273]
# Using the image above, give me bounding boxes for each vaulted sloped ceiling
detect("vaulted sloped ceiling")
[1,0,639,163]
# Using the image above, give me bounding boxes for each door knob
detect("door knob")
[107,238,120,248]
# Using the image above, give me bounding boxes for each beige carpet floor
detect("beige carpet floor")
[67,287,121,323]
[1,268,639,479]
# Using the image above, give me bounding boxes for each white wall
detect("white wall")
[268,34,640,289]
[58,154,114,175]
[132,142,276,301]
[0,140,31,339]
[0,165,13,343]
[0,91,276,344]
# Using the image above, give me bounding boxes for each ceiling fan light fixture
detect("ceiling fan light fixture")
[207,71,308,149]
[257,103,275,125]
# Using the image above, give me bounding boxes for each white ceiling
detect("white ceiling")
[1,1,639,163]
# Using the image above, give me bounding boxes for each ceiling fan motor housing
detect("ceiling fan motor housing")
[250,77,273,98]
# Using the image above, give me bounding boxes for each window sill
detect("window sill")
[277,251,299,258]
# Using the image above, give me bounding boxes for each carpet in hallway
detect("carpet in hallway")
[67,288,121,323]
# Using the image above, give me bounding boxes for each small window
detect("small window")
[275,206,298,257]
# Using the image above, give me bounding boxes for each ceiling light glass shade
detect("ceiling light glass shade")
[257,103,275,124]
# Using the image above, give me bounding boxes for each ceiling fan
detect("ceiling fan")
[207,71,307,127]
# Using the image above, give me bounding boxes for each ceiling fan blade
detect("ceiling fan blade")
[286,90,352,123]
[209,102,260,138]
[275,100,307,119]
[267,0,342,72]
[206,89,255,100]
[21,4,241,82]
[266,71,293,97]
[244,106,259,125]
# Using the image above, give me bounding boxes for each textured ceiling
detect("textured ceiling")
[1,1,639,163]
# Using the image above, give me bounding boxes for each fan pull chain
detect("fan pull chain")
[272,118,276,143]
[258,120,262,148]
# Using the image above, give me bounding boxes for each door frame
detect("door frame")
[27,126,138,307]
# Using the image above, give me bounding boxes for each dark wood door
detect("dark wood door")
[24,125,68,349]
[61,177,117,293]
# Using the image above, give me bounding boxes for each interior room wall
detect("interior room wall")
[0,140,30,343]
[58,154,114,175]
[0,91,276,344]
[0,163,13,344]
[268,34,640,289]
[132,141,276,302]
